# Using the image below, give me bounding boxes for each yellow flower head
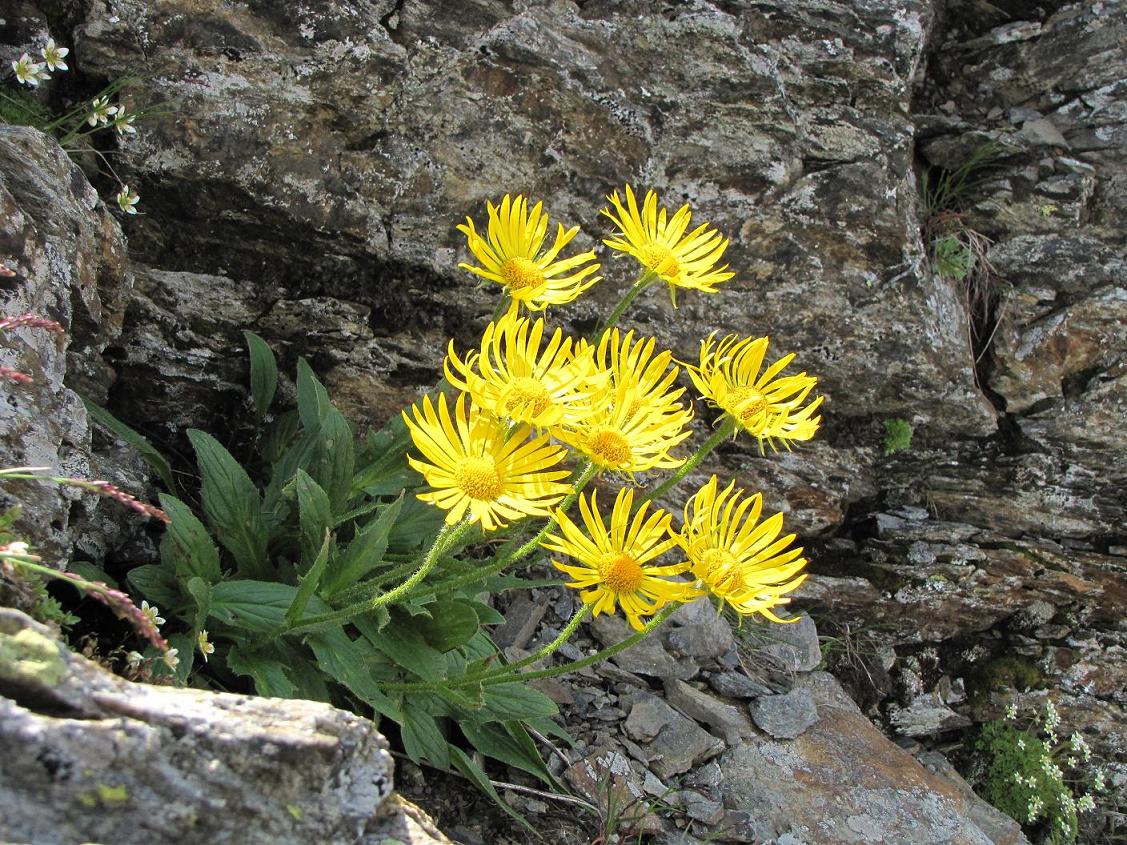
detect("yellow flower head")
[403,392,571,532]
[458,194,602,312]
[543,486,692,630]
[687,332,823,450]
[601,185,735,305]
[675,475,807,622]
[445,313,608,430]
[557,329,693,476]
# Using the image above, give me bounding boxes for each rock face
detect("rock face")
[0,607,448,845]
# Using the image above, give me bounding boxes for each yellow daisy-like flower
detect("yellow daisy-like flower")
[675,475,807,622]
[601,185,735,305]
[543,487,692,630]
[458,194,602,312]
[687,332,823,450]
[557,329,693,476]
[445,313,608,430]
[403,392,571,532]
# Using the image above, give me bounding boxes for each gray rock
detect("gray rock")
[741,613,822,674]
[673,790,725,825]
[663,677,756,744]
[0,609,448,845]
[916,751,1032,845]
[623,692,725,780]
[589,615,699,681]
[748,688,820,740]
[491,594,547,650]
[708,671,778,699]
[1018,117,1070,148]
[889,693,973,738]
[667,598,735,661]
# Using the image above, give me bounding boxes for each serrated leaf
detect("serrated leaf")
[321,494,403,598]
[351,415,414,497]
[187,429,269,580]
[126,563,180,608]
[307,628,401,721]
[227,645,298,698]
[159,494,222,584]
[186,576,212,633]
[209,580,330,633]
[167,631,195,685]
[461,600,505,626]
[480,682,559,722]
[81,396,176,493]
[363,612,447,682]
[243,330,278,421]
[448,745,535,834]
[414,600,479,653]
[400,706,450,769]
[287,470,332,566]
[460,721,555,788]
[286,529,332,627]
[387,495,446,553]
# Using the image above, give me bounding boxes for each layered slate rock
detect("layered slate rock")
[0,608,448,845]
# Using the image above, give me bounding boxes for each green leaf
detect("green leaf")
[68,560,118,588]
[414,600,479,653]
[187,429,269,579]
[400,705,450,769]
[461,600,505,626]
[167,631,195,685]
[449,745,535,834]
[481,683,559,722]
[363,612,447,683]
[81,396,176,493]
[126,563,180,608]
[313,407,355,514]
[321,494,403,598]
[307,628,401,721]
[461,720,555,788]
[387,496,446,554]
[243,330,278,420]
[263,428,320,518]
[185,577,212,633]
[351,415,414,497]
[227,645,298,698]
[158,494,222,584]
[261,409,302,466]
[286,529,332,628]
[209,580,330,633]
[288,470,333,565]
[295,358,331,431]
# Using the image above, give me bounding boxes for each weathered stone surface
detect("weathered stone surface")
[0,127,135,564]
[623,691,725,780]
[748,688,820,740]
[916,751,1032,845]
[0,608,447,845]
[590,614,699,681]
[889,693,973,738]
[667,597,735,662]
[716,673,1003,844]
[742,612,822,674]
[707,670,777,700]
[664,677,756,744]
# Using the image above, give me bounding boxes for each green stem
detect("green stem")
[491,292,512,322]
[482,603,678,685]
[382,604,594,693]
[594,270,656,340]
[640,416,738,505]
[427,461,598,594]
[283,519,469,635]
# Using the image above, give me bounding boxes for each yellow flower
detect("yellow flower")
[445,313,608,430]
[557,329,693,476]
[403,392,571,531]
[675,475,807,622]
[458,194,602,312]
[543,487,692,630]
[602,185,735,305]
[687,333,823,450]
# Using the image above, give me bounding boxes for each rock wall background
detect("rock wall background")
[1,0,1124,842]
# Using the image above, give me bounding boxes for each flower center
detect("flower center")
[501,256,545,291]
[587,426,632,467]
[638,243,680,280]
[598,552,644,595]
[697,547,743,593]
[503,376,553,419]
[455,456,504,501]
[725,386,768,428]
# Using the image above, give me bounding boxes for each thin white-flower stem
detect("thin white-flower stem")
[480,603,679,685]
[283,519,469,635]
[595,269,657,340]
[640,415,738,506]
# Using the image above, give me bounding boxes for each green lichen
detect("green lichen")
[882,418,913,456]
[0,627,67,688]
[77,782,130,808]
[971,655,1046,704]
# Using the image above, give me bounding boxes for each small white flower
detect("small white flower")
[139,599,164,627]
[116,185,140,215]
[1070,732,1091,762]
[1004,702,1018,721]
[1093,768,1107,792]
[12,53,49,87]
[1016,737,1026,750]
[1076,793,1096,813]
[1027,795,1043,822]
[87,96,119,127]
[163,647,180,669]
[1043,701,1060,732]
[124,650,144,668]
[111,112,137,135]
[197,630,215,662]
[2,540,30,556]
[40,39,69,72]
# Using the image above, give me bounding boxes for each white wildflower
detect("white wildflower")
[1076,793,1096,813]
[139,599,164,627]
[1004,701,1018,721]
[87,96,118,127]
[116,185,140,215]
[197,630,215,662]
[111,112,137,135]
[162,647,179,669]
[12,53,49,87]
[40,39,69,72]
